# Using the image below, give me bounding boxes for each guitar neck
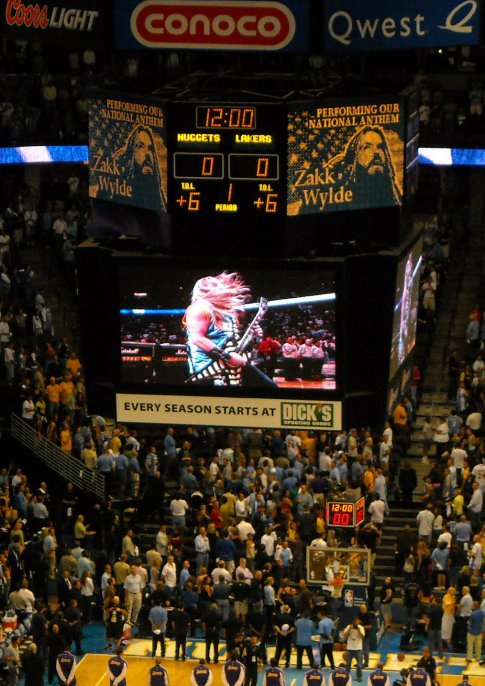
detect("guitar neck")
[235,298,267,354]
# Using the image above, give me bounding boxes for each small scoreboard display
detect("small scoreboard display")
[168,102,286,220]
[326,494,365,527]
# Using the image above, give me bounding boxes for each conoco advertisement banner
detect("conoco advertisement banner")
[114,0,309,51]
[0,0,106,46]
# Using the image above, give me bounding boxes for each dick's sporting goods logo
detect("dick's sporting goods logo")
[131,0,296,50]
[281,402,334,428]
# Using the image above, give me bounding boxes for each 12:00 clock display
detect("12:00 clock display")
[196,106,257,129]
[169,102,285,217]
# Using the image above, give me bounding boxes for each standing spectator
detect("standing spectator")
[172,602,190,661]
[204,603,221,664]
[466,600,484,663]
[149,599,168,658]
[295,612,314,670]
[170,494,189,534]
[357,603,372,668]
[416,648,436,685]
[342,617,365,682]
[379,577,394,630]
[425,596,444,659]
[21,644,44,686]
[241,634,264,686]
[5,635,21,686]
[318,608,335,669]
[123,565,143,625]
[195,527,211,573]
[433,417,450,459]
[441,587,456,650]
[273,605,294,669]
[105,597,127,651]
[416,504,435,543]
[161,555,177,596]
[399,462,418,507]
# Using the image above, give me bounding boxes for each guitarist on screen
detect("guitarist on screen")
[183,271,276,388]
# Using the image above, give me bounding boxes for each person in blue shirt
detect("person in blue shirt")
[295,612,315,670]
[149,658,169,686]
[56,650,77,686]
[368,663,390,686]
[466,601,484,662]
[148,600,168,657]
[191,659,213,686]
[318,609,335,669]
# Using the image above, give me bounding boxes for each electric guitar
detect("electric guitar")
[186,297,268,385]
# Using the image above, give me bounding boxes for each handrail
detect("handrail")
[10,414,105,500]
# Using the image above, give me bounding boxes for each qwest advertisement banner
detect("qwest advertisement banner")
[0,0,105,46]
[114,0,309,52]
[323,0,481,52]
[89,95,168,213]
[116,394,342,430]
[287,97,405,215]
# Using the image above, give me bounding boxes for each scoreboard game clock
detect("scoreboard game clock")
[168,102,286,220]
[326,495,365,527]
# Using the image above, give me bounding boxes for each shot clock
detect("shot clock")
[326,495,365,527]
[168,102,286,219]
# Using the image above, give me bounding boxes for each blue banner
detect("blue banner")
[323,0,481,52]
[114,0,309,52]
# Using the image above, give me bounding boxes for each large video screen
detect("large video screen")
[287,97,405,215]
[119,262,337,392]
[89,94,168,213]
[389,238,423,380]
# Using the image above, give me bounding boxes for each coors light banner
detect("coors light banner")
[0,0,106,46]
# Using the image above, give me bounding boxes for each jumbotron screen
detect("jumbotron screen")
[389,238,423,380]
[119,262,337,392]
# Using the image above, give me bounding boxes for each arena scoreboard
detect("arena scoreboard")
[326,494,365,527]
[168,102,286,220]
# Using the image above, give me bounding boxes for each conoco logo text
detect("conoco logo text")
[6,0,99,32]
[131,0,296,50]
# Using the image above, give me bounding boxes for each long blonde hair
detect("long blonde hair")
[191,271,250,327]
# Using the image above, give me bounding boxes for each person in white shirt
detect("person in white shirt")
[310,536,328,549]
[466,410,482,433]
[156,525,169,556]
[343,617,365,681]
[161,555,177,593]
[170,495,189,533]
[235,493,249,520]
[368,495,386,526]
[211,562,232,585]
[467,483,483,529]
[416,504,435,542]
[285,433,301,460]
[235,558,253,584]
[469,535,483,571]
[236,519,255,542]
[458,586,473,617]
[451,444,467,469]
[437,525,452,549]
[123,566,143,625]
[472,462,485,492]
[195,527,211,573]
[261,528,277,558]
